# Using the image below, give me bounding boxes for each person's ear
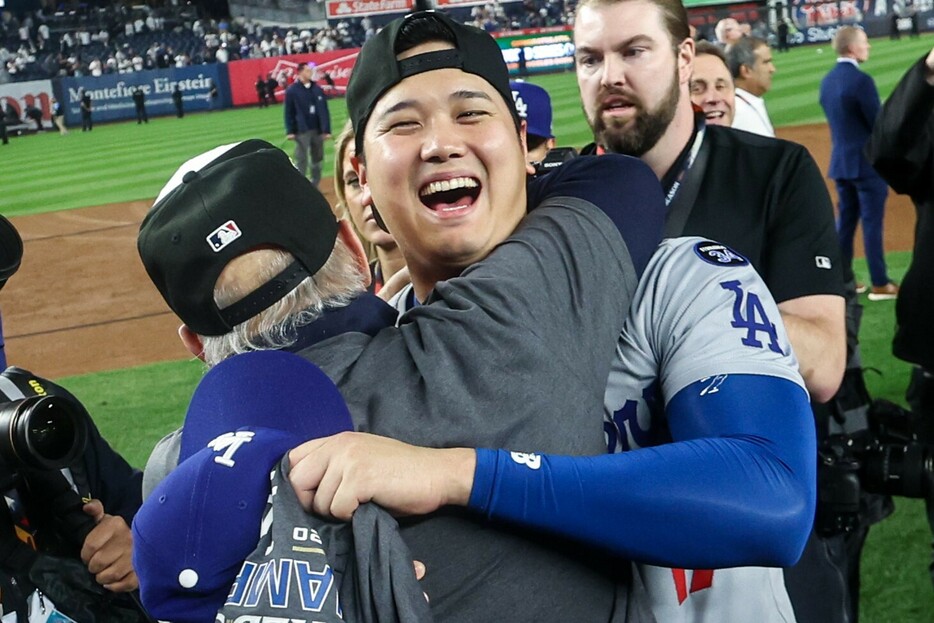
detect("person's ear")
[337,219,372,287]
[354,155,391,232]
[520,120,535,176]
[352,154,373,216]
[678,37,695,86]
[178,324,205,361]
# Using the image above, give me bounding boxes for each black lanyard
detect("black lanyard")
[662,122,711,238]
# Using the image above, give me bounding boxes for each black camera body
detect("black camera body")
[533,147,579,177]
[0,370,89,476]
[0,367,95,556]
[817,399,934,536]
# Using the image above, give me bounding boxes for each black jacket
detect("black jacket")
[866,54,934,370]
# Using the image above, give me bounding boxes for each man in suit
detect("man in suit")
[820,26,897,300]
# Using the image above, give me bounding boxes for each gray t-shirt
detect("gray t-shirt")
[300,199,643,622]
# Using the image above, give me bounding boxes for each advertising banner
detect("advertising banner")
[435,0,521,6]
[59,65,228,126]
[227,49,360,106]
[325,0,413,19]
[0,79,55,130]
[494,27,575,76]
[786,0,931,42]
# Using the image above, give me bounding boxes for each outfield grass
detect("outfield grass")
[4,33,934,622]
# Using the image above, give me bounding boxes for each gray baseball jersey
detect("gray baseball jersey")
[605,237,803,623]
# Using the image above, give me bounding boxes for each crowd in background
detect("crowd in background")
[0,0,574,83]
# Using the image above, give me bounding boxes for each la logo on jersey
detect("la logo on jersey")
[207,220,242,252]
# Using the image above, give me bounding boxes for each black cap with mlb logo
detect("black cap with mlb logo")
[138,139,339,336]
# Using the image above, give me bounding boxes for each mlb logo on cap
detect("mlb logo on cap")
[510,80,554,140]
[207,220,242,252]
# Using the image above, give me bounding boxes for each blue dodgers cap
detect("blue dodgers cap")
[133,350,354,623]
[133,429,297,623]
[510,81,554,140]
[179,349,353,462]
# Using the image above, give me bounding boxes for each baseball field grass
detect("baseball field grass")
[3,32,934,621]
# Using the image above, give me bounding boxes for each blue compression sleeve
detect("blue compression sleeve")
[469,374,816,568]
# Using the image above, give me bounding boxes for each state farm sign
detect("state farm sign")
[326,0,413,18]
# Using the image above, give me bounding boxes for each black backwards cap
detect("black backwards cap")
[346,10,520,154]
[138,139,339,336]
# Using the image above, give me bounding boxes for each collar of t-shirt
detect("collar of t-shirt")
[285,292,398,353]
[836,57,859,68]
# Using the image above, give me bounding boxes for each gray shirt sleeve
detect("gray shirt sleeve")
[142,428,182,500]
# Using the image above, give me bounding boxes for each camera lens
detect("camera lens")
[26,400,78,463]
[0,396,87,470]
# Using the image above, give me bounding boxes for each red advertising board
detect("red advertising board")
[0,79,55,128]
[227,49,360,106]
[325,0,413,19]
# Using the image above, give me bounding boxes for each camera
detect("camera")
[533,147,579,177]
[0,394,88,472]
[816,399,934,535]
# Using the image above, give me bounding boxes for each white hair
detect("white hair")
[200,238,366,366]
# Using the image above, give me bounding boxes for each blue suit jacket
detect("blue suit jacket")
[819,60,882,180]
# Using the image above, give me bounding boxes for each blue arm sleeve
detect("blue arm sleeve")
[469,374,816,568]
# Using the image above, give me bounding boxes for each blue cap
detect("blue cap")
[179,349,353,461]
[133,429,298,623]
[510,80,554,140]
[132,350,354,622]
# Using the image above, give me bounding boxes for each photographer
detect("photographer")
[867,45,934,586]
[0,215,148,622]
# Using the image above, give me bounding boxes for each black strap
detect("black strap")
[664,132,711,238]
[220,260,311,329]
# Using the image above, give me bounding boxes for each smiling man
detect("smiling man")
[350,39,528,302]
[690,41,735,127]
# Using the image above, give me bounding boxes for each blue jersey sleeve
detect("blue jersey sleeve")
[469,373,816,568]
[527,155,665,278]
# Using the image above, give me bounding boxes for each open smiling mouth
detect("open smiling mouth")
[704,110,727,120]
[418,177,481,213]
